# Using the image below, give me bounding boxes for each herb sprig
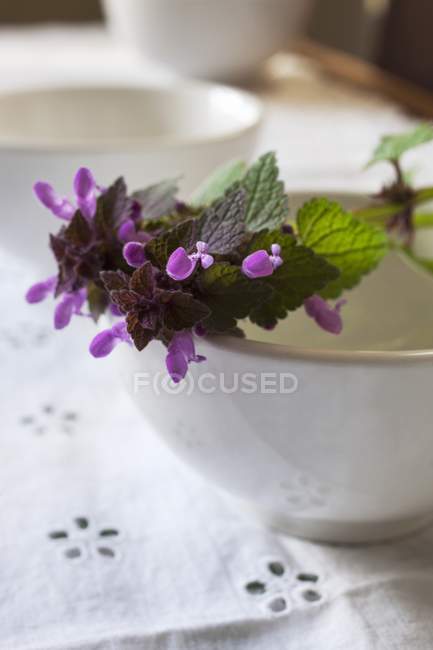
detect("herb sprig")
[26,126,433,382]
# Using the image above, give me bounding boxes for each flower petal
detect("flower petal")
[315,308,343,335]
[166,247,197,281]
[54,295,75,330]
[74,167,97,219]
[200,253,214,270]
[242,250,274,279]
[166,347,188,383]
[33,182,74,220]
[123,242,146,268]
[89,330,117,358]
[25,276,57,303]
[118,218,137,243]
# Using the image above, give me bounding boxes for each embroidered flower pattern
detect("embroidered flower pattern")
[48,517,120,560]
[244,558,323,616]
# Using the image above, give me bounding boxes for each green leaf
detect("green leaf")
[161,291,210,330]
[132,178,179,220]
[191,159,247,207]
[196,188,246,254]
[87,282,109,321]
[297,198,388,299]
[197,262,268,331]
[240,152,289,232]
[368,123,433,166]
[145,219,197,269]
[246,230,340,327]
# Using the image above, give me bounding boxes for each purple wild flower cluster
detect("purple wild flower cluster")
[26,153,348,383]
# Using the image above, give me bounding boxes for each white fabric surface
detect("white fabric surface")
[2,25,433,650]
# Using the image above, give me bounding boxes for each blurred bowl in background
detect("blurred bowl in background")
[103,0,312,82]
[0,83,262,272]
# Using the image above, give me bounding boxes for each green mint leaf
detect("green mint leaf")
[86,282,109,321]
[197,262,268,332]
[145,219,197,269]
[240,152,289,232]
[196,188,246,254]
[297,198,388,299]
[132,178,179,220]
[191,159,247,207]
[161,291,210,330]
[368,123,433,166]
[246,230,340,327]
[64,211,92,247]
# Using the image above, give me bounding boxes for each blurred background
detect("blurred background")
[0,0,432,94]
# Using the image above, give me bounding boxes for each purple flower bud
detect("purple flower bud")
[166,247,197,281]
[89,320,131,358]
[165,331,205,383]
[123,241,146,268]
[304,295,346,335]
[118,218,137,243]
[33,182,74,220]
[54,295,75,330]
[73,167,97,219]
[242,243,283,279]
[25,276,57,303]
[281,224,294,235]
[89,330,116,358]
[54,289,87,330]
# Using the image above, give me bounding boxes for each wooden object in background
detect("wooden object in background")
[294,39,433,119]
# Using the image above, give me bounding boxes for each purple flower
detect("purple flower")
[304,295,346,335]
[25,276,57,303]
[54,289,87,330]
[33,167,98,221]
[123,241,146,268]
[166,241,214,281]
[166,331,206,383]
[242,243,283,279]
[89,320,131,358]
[73,167,97,219]
[33,182,74,221]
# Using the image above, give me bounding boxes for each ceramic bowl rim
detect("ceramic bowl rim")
[0,82,263,153]
[206,189,433,366]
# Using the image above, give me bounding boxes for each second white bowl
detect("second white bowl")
[0,83,262,271]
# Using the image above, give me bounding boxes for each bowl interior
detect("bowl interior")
[243,193,433,353]
[0,85,261,149]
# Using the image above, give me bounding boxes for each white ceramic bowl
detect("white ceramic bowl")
[115,193,433,544]
[0,84,261,272]
[103,0,312,81]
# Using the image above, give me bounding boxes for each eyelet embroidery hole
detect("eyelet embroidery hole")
[268,596,288,613]
[268,561,285,577]
[244,558,323,615]
[297,572,319,583]
[302,588,321,603]
[245,580,266,595]
[64,547,81,560]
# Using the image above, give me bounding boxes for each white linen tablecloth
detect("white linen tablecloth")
[2,25,433,650]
